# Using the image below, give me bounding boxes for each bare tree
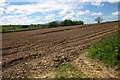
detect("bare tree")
[95,17,102,23]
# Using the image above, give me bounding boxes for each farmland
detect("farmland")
[1,25,48,33]
[2,21,119,78]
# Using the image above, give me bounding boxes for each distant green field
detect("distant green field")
[1,19,84,33]
[1,25,48,33]
[88,32,120,69]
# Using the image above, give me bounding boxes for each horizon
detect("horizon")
[1,20,119,26]
[0,0,120,25]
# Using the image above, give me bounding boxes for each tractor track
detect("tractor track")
[2,28,117,66]
[2,24,117,56]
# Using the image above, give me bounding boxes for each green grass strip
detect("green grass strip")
[55,62,83,79]
[88,32,120,69]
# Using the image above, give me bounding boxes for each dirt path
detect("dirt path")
[71,51,119,78]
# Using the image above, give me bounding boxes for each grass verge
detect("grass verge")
[88,32,120,69]
[55,62,83,79]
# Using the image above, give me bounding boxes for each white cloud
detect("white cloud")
[0,15,35,25]
[45,14,55,20]
[91,12,102,16]
[79,0,120,3]
[77,10,102,16]
[60,10,88,20]
[112,11,120,16]
[77,10,90,16]
[59,9,73,16]
[91,2,104,7]
[5,0,46,2]
[5,4,37,15]
[62,15,72,20]
[108,0,120,3]
[0,0,84,25]
[62,12,76,20]
[4,0,120,3]
[5,0,76,3]
[80,0,93,2]
[0,0,5,6]
[78,0,120,8]
[33,16,41,21]
[60,10,91,19]
[5,1,83,15]
[102,15,119,22]
[61,10,102,20]
[57,0,77,3]
[0,7,5,15]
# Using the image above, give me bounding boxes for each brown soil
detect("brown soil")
[2,21,119,78]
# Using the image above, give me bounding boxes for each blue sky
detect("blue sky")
[0,0,119,25]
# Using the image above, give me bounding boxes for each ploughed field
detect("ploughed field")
[2,21,119,78]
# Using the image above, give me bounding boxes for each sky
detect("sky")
[0,0,120,25]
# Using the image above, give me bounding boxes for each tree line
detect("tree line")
[2,19,84,29]
[47,20,84,28]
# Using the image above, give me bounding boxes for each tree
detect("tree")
[47,21,59,28]
[47,20,84,28]
[95,17,102,23]
[72,20,84,25]
[21,25,29,28]
[61,19,73,26]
